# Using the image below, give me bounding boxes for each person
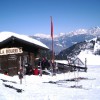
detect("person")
[24,63,33,75]
[33,68,39,75]
[41,57,45,70]
[41,57,50,70]
[4,71,8,75]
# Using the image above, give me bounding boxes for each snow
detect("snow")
[33,33,51,39]
[0,31,49,49]
[56,43,63,47]
[33,33,58,39]
[55,60,68,65]
[72,29,87,35]
[0,51,100,100]
[0,66,100,100]
[78,50,100,65]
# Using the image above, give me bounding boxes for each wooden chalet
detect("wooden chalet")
[0,32,49,76]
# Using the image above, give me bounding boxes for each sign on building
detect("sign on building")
[0,47,23,55]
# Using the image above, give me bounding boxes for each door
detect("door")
[0,55,19,76]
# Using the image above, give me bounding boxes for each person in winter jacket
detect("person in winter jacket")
[33,68,39,75]
[41,57,50,70]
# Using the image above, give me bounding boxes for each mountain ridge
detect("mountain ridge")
[32,26,100,38]
[31,26,100,54]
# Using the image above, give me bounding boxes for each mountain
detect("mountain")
[56,37,100,60]
[30,26,100,54]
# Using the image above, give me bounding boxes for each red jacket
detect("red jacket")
[34,68,39,75]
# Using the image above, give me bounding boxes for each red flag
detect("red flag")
[51,16,53,38]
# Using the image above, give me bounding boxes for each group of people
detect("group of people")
[24,57,50,75]
[3,57,53,77]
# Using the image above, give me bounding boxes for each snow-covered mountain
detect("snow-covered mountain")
[56,36,100,60]
[31,26,100,54]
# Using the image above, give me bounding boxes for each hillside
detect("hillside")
[56,37,100,60]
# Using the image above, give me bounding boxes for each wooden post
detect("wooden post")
[19,56,23,84]
[39,60,42,76]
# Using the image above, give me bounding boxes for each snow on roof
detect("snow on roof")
[0,31,49,49]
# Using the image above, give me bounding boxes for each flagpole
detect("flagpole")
[50,16,55,74]
[52,35,54,63]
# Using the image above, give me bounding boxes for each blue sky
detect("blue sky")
[0,0,100,35]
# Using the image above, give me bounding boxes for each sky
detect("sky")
[0,0,100,35]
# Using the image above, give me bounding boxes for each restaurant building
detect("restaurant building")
[0,32,49,76]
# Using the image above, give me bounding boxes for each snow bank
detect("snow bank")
[78,50,100,65]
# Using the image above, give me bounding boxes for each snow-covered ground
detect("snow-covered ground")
[0,50,100,100]
[78,50,100,65]
[0,65,100,100]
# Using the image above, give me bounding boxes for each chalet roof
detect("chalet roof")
[0,32,49,50]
